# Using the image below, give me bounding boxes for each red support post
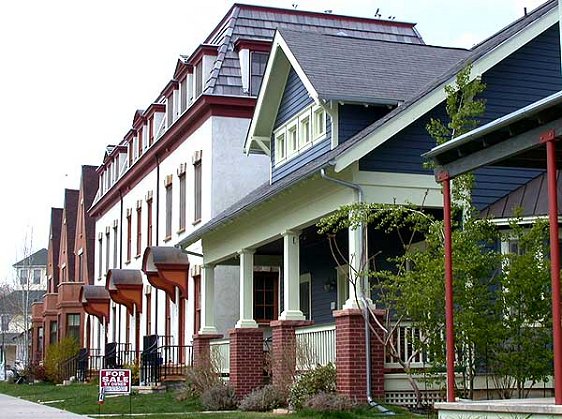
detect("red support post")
[545,136,562,405]
[442,176,456,403]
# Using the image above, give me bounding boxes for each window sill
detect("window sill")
[125,260,131,265]
[163,236,172,243]
[192,219,201,226]
[135,254,141,259]
[177,227,186,234]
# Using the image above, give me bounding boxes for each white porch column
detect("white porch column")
[200,264,218,334]
[343,226,363,309]
[280,230,305,320]
[236,249,258,328]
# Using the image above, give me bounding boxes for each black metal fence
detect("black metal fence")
[59,338,193,385]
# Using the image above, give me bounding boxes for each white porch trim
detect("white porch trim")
[280,230,305,321]
[236,249,258,328]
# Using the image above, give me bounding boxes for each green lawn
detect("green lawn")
[0,381,420,418]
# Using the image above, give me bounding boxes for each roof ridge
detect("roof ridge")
[207,6,240,94]
[470,0,556,51]
[277,28,468,51]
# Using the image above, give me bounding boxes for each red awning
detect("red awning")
[142,247,189,303]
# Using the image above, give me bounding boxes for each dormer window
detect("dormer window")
[166,95,174,128]
[194,64,203,98]
[313,106,326,139]
[274,104,328,166]
[180,77,188,113]
[250,51,268,96]
[299,113,311,148]
[274,131,286,164]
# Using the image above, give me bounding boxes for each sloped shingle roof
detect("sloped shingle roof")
[207,4,425,96]
[177,0,557,249]
[279,29,468,104]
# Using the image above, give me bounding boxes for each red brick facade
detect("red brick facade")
[334,308,385,402]
[229,327,263,398]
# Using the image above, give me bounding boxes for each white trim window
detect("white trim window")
[273,104,329,166]
[274,130,286,164]
[299,111,311,149]
[287,119,298,157]
[313,105,326,140]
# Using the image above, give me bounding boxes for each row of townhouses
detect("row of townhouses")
[29,0,562,405]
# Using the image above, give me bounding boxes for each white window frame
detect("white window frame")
[286,119,298,157]
[274,129,286,164]
[312,105,327,141]
[299,110,312,149]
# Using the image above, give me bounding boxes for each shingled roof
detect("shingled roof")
[277,29,468,104]
[203,3,424,96]
[177,0,557,249]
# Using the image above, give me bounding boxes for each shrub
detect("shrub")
[239,384,287,411]
[289,363,337,409]
[200,383,238,411]
[177,358,222,400]
[303,392,354,411]
[27,363,47,382]
[44,337,80,383]
[123,363,139,385]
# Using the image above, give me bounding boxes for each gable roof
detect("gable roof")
[332,0,558,172]
[12,248,48,268]
[178,0,558,250]
[245,29,468,153]
[280,29,468,105]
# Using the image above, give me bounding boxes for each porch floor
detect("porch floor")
[436,398,562,418]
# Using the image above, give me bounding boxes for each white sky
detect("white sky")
[0,0,548,283]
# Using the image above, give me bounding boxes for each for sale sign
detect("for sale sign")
[99,369,132,395]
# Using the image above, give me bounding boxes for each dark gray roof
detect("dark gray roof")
[178,0,556,249]
[12,248,47,268]
[280,29,468,104]
[206,4,425,96]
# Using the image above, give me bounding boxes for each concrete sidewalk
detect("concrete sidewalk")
[0,393,89,418]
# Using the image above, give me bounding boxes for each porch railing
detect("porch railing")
[158,344,193,380]
[384,322,429,369]
[295,323,336,371]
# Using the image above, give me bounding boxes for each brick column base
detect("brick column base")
[229,327,264,398]
[334,308,385,402]
[270,320,313,391]
[192,333,222,368]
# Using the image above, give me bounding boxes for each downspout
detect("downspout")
[320,166,393,414]
[154,155,161,336]
[118,189,124,345]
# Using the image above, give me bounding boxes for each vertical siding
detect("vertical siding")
[358,24,561,210]
[338,104,392,143]
[271,67,331,183]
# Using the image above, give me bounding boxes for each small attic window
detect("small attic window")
[250,51,269,96]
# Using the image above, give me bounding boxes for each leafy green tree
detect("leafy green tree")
[489,219,552,398]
